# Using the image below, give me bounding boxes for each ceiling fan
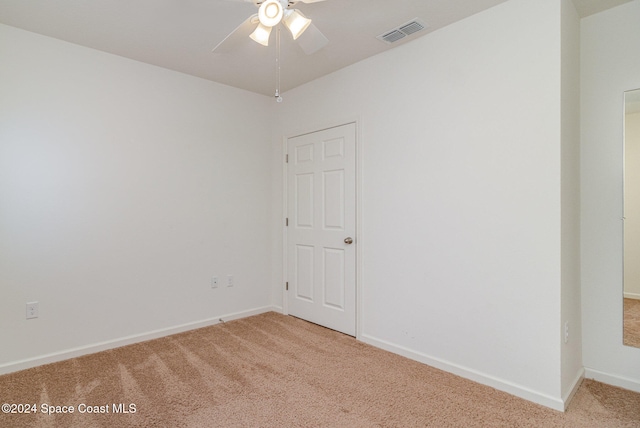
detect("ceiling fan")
[213,0,329,55]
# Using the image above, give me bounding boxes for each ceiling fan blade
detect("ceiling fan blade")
[296,22,328,55]
[212,14,259,54]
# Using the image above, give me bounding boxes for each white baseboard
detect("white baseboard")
[584,367,640,393]
[562,368,585,410]
[0,305,280,376]
[360,334,566,411]
[623,292,640,300]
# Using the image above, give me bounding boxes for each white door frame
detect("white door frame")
[282,119,363,339]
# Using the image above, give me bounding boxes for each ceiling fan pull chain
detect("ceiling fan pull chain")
[275,25,283,102]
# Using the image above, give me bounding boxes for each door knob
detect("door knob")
[344,237,353,245]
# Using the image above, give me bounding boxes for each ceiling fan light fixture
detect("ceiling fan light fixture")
[283,9,312,40]
[250,23,272,46]
[258,0,284,28]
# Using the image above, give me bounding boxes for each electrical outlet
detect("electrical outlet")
[227,275,234,287]
[564,321,569,344]
[26,302,39,319]
[211,276,219,288]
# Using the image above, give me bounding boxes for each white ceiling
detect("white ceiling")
[0,0,633,96]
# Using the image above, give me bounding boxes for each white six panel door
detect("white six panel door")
[287,123,356,336]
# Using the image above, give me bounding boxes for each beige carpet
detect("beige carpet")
[624,298,640,348]
[1,312,639,427]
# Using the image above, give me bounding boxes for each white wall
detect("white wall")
[581,0,640,391]
[273,0,572,409]
[0,24,274,372]
[560,0,583,401]
[625,111,640,299]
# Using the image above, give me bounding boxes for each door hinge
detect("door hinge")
[286,282,289,291]
[286,218,289,226]
[286,154,289,163]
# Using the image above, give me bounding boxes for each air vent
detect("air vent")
[380,30,406,44]
[399,21,425,36]
[377,18,427,44]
